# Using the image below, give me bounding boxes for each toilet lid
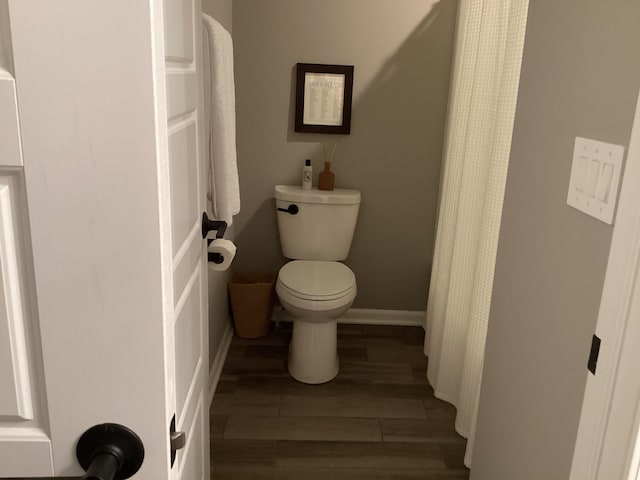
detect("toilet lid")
[278,261,355,299]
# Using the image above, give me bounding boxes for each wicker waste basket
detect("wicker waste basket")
[228,272,276,339]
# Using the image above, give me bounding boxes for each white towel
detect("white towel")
[202,14,240,224]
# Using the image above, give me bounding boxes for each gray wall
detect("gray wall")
[202,0,232,34]
[202,0,233,369]
[232,0,457,310]
[471,1,640,479]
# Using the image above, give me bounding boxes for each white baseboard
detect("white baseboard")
[272,307,425,328]
[208,322,233,407]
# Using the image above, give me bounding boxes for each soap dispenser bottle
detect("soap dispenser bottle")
[302,159,312,189]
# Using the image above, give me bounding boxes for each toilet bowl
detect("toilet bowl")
[277,260,356,383]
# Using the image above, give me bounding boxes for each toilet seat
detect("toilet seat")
[277,260,356,301]
[275,259,358,384]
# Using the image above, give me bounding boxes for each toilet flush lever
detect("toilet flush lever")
[277,204,299,215]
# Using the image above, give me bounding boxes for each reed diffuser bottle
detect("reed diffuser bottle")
[318,143,337,191]
[318,161,334,191]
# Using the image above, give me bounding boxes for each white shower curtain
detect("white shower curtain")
[424,0,529,467]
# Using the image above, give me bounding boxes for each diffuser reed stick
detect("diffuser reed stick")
[323,143,338,164]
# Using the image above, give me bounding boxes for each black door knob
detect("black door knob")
[76,423,144,480]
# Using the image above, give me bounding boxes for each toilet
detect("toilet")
[274,185,361,384]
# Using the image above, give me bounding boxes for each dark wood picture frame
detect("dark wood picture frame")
[294,63,354,135]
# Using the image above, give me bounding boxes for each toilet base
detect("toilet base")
[288,318,339,384]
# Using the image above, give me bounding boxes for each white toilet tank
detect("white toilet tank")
[274,185,361,261]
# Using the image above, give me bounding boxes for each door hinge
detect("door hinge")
[588,334,601,375]
[169,414,186,468]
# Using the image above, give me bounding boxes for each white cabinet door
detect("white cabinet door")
[1,1,209,479]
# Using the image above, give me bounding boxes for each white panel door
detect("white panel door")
[0,43,52,477]
[163,0,210,478]
[1,1,209,479]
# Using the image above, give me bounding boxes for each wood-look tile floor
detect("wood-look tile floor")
[211,321,470,479]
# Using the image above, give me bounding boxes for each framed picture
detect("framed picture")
[294,63,354,135]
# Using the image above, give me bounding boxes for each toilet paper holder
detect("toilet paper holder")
[201,212,227,264]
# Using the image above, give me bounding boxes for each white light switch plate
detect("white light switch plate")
[567,137,624,224]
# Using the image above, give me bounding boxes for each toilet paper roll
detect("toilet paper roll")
[207,238,237,271]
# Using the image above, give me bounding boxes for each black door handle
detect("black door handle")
[277,204,299,215]
[76,423,144,480]
[14,423,145,480]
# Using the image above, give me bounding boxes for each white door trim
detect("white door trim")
[570,89,640,480]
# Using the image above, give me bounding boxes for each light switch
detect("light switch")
[567,137,624,224]
[596,163,614,202]
[585,159,600,197]
[575,156,588,193]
